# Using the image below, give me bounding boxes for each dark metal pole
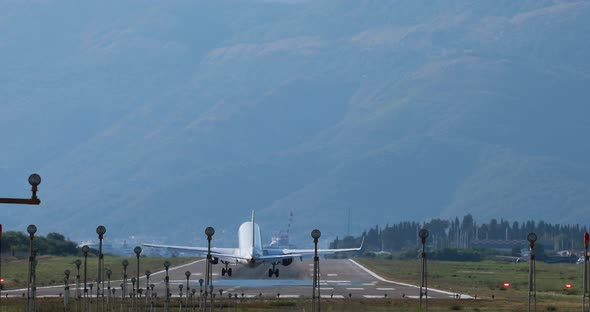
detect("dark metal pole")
[26,224,37,312]
[82,244,90,312]
[64,270,71,312]
[75,259,81,312]
[106,269,112,311]
[584,233,590,312]
[311,229,321,312]
[419,229,429,312]
[164,261,170,312]
[527,233,537,312]
[145,270,151,310]
[185,271,191,308]
[96,226,106,312]
[122,259,129,310]
[134,246,142,312]
[204,227,215,312]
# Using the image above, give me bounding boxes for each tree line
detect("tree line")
[1,231,87,256]
[330,214,590,253]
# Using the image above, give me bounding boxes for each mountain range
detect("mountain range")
[1,0,589,246]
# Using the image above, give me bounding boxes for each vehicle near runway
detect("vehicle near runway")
[144,212,363,277]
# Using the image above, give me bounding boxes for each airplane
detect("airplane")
[143,212,364,277]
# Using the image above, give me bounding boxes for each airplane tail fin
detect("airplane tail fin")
[252,210,255,250]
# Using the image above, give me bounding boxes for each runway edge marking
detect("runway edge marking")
[348,259,474,299]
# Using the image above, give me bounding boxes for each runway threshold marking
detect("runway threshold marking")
[348,259,474,299]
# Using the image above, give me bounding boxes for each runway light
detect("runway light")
[502,282,511,288]
[565,283,573,289]
[0,278,4,283]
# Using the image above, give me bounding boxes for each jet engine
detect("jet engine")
[281,258,293,266]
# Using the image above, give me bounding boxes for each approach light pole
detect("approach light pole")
[96,225,106,311]
[164,260,171,312]
[131,277,136,311]
[81,245,90,312]
[209,284,214,312]
[419,228,429,312]
[75,259,82,310]
[134,246,142,311]
[179,284,184,310]
[0,174,42,309]
[199,278,204,312]
[64,270,71,312]
[122,259,129,308]
[26,224,37,312]
[185,271,191,308]
[204,227,215,312]
[145,270,151,308]
[527,232,537,312]
[584,233,590,311]
[0,174,42,205]
[311,229,321,312]
[106,269,112,310]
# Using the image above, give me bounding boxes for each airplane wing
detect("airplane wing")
[143,243,240,261]
[259,237,364,263]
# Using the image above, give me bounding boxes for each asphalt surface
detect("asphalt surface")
[2,259,470,300]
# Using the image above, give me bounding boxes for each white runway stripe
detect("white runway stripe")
[349,259,474,299]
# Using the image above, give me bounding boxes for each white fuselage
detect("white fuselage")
[237,221,264,267]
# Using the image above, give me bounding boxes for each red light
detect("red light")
[565,284,573,289]
[585,233,589,242]
[503,282,510,288]
[0,278,4,283]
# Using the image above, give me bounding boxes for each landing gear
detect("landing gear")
[221,262,232,277]
[268,263,279,278]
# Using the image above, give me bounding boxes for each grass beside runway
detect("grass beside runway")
[0,256,584,310]
[357,257,582,311]
[0,297,575,311]
[1,255,195,289]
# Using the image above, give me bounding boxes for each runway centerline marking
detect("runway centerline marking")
[377,287,395,291]
[346,287,364,290]
[348,259,473,299]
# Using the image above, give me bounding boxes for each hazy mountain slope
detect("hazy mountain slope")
[1,1,589,244]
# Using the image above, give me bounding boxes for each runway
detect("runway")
[2,258,470,300]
